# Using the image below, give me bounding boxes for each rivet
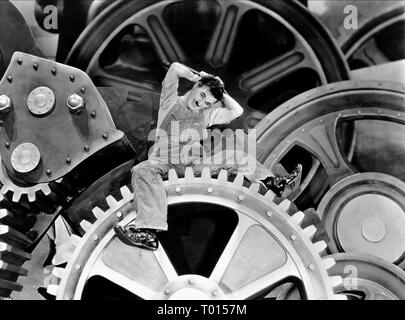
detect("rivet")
[175,187,181,193]
[17,58,22,65]
[70,75,75,82]
[7,76,12,83]
[329,86,334,91]
[290,234,297,241]
[51,68,57,76]
[207,187,213,193]
[398,114,401,118]
[378,82,383,87]
[75,264,81,270]
[353,82,358,87]
[116,212,123,218]
[5,142,10,148]
[66,158,71,164]
[266,211,272,217]
[102,133,108,140]
[91,111,96,118]
[188,279,195,285]
[212,290,218,297]
[93,235,99,241]
[33,63,38,71]
[378,110,382,114]
[0,120,3,125]
[338,113,342,118]
[358,110,361,114]
[80,88,86,94]
[238,195,244,201]
[301,128,305,132]
[320,119,324,123]
[46,170,52,176]
[164,289,171,295]
[308,264,315,271]
[306,94,310,98]
[286,141,290,144]
[84,145,89,152]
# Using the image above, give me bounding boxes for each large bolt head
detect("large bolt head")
[67,94,85,114]
[0,95,12,113]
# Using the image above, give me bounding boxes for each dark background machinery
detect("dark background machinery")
[0,0,404,300]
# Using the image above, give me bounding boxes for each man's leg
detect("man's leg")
[114,158,173,250]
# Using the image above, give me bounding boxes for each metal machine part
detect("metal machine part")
[0,52,124,184]
[44,168,344,300]
[64,0,349,140]
[255,80,405,266]
[271,252,405,300]
[341,5,405,69]
[0,208,33,299]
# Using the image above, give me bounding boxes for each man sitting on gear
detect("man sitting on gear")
[114,62,302,250]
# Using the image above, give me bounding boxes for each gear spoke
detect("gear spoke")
[209,212,256,283]
[205,1,249,68]
[239,41,318,95]
[350,38,390,66]
[294,115,357,186]
[153,244,178,282]
[137,8,187,66]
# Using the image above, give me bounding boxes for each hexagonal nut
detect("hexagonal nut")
[0,95,13,113]
[67,94,85,114]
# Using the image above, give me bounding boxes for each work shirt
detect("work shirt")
[150,73,237,163]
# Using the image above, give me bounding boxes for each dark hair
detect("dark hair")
[198,75,225,102]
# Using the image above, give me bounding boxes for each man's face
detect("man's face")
[187,84,218,111]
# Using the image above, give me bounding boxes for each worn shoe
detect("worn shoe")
[114,225,158,251]
[262,164,302,199]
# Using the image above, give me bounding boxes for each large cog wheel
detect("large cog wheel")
[45,167,344,300]
[255,80,405,267]
[270,252,405,300]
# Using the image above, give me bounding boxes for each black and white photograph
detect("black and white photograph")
[0,0,405,308]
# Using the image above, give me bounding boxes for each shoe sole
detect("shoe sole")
[114,226,158,251]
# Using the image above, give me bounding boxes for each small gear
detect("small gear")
[44,167,344,300]
[0,208,33,299]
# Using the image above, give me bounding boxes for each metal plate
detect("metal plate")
[0,52,124,184]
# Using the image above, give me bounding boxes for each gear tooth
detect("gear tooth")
[106,195,118,208]
[168,169,178,182]
[92,207,105,220]
[12,191,21,203]
[249,182,260,193]
[314,241,327,254]
[42,184,51,196]
[329,275,343,289]
[46,284,60,296]
[322,257,336,270]
[218,169,228,182]
[234,173,244,186]
[52,267,65,279]
[53,242,77,266]
[264,190,276,202]
[80,220,93,232]
[184,167,194,181]
[120,186,132,200]
[279,199,291,212]
[290,211,305,225]
[70,235,82,245]
[201,167,211,180]
[303,225,317,239]
[333,294,347,300]
[27,190,36,202]
[55,178,63,184]
[0,209,8,219]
